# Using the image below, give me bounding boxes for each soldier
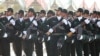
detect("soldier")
[89,11,98,56]
[0,17,5,55]
[35,10,46,56]
[43,7,70,56]
[13,10,25,56]
[70,8,85,56]
[60,9,75,56]
[82,9,94,56]
[22,8,38,56]
[94,11,100,56]
[45,10,55,56]
[0,8,15,56]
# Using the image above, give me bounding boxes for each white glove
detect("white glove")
[72,39,74,44]
[48,28,53,33]
[23,31,27,35]
[84,19,90,24]
[3,33,8,38]
[70,28,76,33]
[10,19,15,25]
[79,35,83,40]
[33,20,38,26]
[28,35,32,39]
[0,29,1,31]
[19,33,22,37]
[97,21,100,27]
[62,19,68,25]
[47,36,51,41]
[64,35,67,40]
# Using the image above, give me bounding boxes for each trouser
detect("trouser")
[0,39,2,55]
[70,42,75,56]
[49,35,64,56]
[75,40,83,56]
[13,36,22,56]
[34,37,43,56]
[83,42,90,56]
[95,39,100,56]
[1,38,10,56]
[45,37,51,56]
[89,41,96,56]
[61,37,75,56]
[61,41,70,56]
[23,39,34,56]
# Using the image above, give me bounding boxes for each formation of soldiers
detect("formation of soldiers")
[0,7,100,56]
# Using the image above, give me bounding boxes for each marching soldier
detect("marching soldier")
[0,8,15,56]
[94,11,100,56]
[89,11,97,56]
[68,11,76,56]
[82,9,94,56]
[45,7,63,56]
[60,9,75,56]
[13,10,25,56]
[43,7,70,56]
[70,8,86,56]
[22,8,38,56]
[0,17,5,55]
[45,10,55,56]
[35,10,46,56]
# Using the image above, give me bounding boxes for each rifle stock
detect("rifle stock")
[66,22,85,37]
[67,32,73,37]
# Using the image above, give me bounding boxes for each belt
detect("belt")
[51,33,65,35]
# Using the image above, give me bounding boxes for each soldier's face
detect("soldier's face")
[76,12,81,17]
[61,12,65,17]
[47,14,52,18]
[56,10,61,16]
[27,12,33,17]
[92,14,97,18]
[7,11,12,16]
[40,13,45,17]
[18,13,23,18]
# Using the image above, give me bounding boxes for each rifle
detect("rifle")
[66,20,85,37]
[22,19,37,39]
[2,19,15,38]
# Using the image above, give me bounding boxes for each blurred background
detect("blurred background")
[0,0,100,13]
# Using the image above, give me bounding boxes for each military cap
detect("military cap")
[84,10,89,14]
[77,8,83,13]
[55,7,63,11]
[28,8,35,14]
[7,8,13,13]
[61,9,68,13]
[40,10,46,14]
[18,10,24,14]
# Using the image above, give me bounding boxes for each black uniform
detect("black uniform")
[22,18,37,56]
[44,16,67,56]
[0,18,5,55]
[94,19,100,56]
[0,16,15,56]
[71,17,85,56]
[13,18,24,56]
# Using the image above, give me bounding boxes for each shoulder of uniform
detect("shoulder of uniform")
[47,16,56,20]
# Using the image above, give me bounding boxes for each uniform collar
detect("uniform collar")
[92,18,97,22]
[19,17,23,22]
[7,16,12,20]
[78,16,82,21]
[57,16,61,21]
[29,16,34,21]
[41,17,46,22]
